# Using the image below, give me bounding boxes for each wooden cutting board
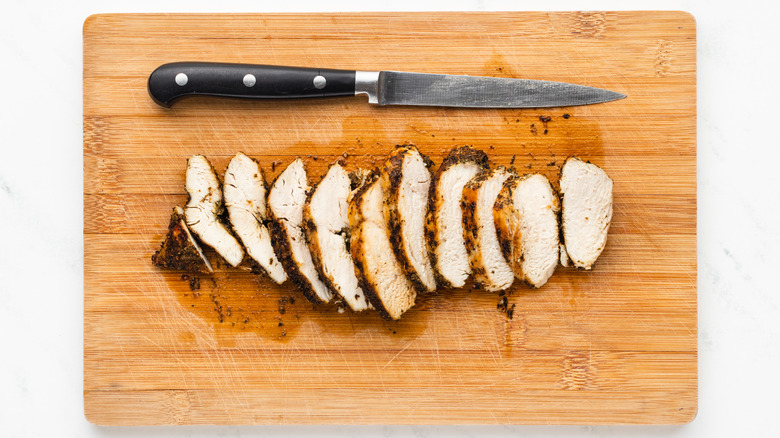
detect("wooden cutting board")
[83,12,696,425]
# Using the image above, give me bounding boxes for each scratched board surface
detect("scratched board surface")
[83,12,697,425]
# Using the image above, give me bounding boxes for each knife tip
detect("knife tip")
[599,91,626,104]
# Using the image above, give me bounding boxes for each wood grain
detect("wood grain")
[83,12,697,425]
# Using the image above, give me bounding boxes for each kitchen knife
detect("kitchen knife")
[148,62,626,109]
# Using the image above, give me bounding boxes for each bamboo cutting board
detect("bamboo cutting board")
[83,12,697,425]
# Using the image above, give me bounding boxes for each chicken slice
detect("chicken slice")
[349,173,417,320]
[427,146,489,288]
[560,244,571,267]
[223,152,287,284]
[184,155,244,267]
[462,167,515,291]
[381,145,437,292]
[152,206,214,273]
[267,158,333,303]
[303,163,370,311]
[559,157,614,269]
[494,174,560,288]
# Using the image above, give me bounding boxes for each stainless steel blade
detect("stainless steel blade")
[355,71,625,108]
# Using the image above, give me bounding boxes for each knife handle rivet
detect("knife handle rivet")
[313,75,326,90]
[175,73,188,86]
[243,74,257,88]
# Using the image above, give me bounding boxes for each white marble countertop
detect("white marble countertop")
[1,0,778,436]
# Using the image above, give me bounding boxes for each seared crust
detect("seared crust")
[268,211,322,304]
[348,172,393,319]
[435,145,490,175]
[493,175,521,267]
[426,146,490,288]
[349,168,372,191]
[381,145,436,292]
[152,207,213,273]
[461,170,490,282]
[301,188,334,295]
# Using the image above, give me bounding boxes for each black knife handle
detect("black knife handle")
[148,62,357,107]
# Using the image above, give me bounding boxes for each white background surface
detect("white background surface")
[1,0,778,436]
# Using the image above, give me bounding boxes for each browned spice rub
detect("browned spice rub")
[461,171,490,281]
[493,178,518,264]
[152,206,213,274]
[267,216,323,304]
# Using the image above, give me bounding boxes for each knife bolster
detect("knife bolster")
[355,71,380,104]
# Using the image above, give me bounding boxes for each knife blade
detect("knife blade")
[148,62,626,108]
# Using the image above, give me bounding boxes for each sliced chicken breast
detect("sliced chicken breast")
[152,206,214,273]
[303,163,370,312]
[427,146,489,288]
[559,157,614,269]
[223,153,287,284]
[267,158,333,303]
[349,173,417,320]
[462,167,515,291]
[184,155,244,267]
[494,174,560,288]
[381,145,437,292]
